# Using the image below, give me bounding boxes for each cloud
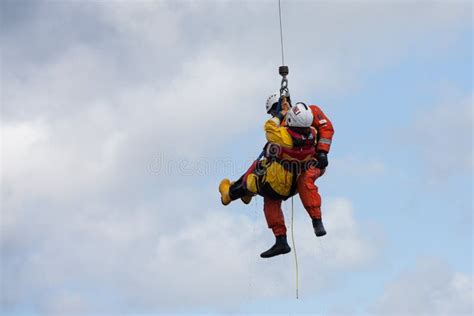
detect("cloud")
[42,291,89,316]
[372,257,473,316]
[1,194,379,313]
[331,156,387,179]
[0,0,470,314]
[2,1,471,120]
[403,94,473,178]
[1,0,469,203]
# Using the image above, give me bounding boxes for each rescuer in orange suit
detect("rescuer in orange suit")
[297,102,334,237]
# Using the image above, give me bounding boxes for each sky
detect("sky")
[0,0,472,315]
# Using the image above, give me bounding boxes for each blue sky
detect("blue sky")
[1,1,472,315]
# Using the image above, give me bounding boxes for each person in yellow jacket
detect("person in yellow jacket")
[219,99,317,258]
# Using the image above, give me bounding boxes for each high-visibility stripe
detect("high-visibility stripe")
[319,138,332,145]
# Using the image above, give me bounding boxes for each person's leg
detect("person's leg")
[297,167,326,236]
[298,167,322,218]
[219,161,258,205]
[262,197,286,236]
[260,197,291,258]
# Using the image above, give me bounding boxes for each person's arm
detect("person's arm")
[264,104,293,145]
[310,105,334,153]
[264,114,284,144]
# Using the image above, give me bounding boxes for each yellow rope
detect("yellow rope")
[290,196,299,299]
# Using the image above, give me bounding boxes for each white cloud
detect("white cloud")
[3,1,470,120]
[0,0,470,314]
[1,193,379,313]
[1,114,125,205]
[331,156,387,179]
[43,291,89,316]
[1,0,469,204]
[404,94,473,178]
[372,257,473,316]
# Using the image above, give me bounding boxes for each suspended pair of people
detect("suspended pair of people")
[219,94,335,258]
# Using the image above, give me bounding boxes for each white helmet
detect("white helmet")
[286,102,313,127]
[265,93,280,114]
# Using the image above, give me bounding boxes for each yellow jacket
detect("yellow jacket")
[264,116,293,147]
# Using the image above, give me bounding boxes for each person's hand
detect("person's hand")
[276,108,288,122]
[316,151,328,169]
[282,99,290,111]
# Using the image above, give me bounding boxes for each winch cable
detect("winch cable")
[277,0,290,109]
[278,0,285,67]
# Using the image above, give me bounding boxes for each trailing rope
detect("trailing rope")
[290,196,299,299]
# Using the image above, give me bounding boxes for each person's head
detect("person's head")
[286,102,313,128]
[265,93,291,116]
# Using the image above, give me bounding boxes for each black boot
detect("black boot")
[260,235,291,258]
[229,176,247,200]
[312,218,327,237]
